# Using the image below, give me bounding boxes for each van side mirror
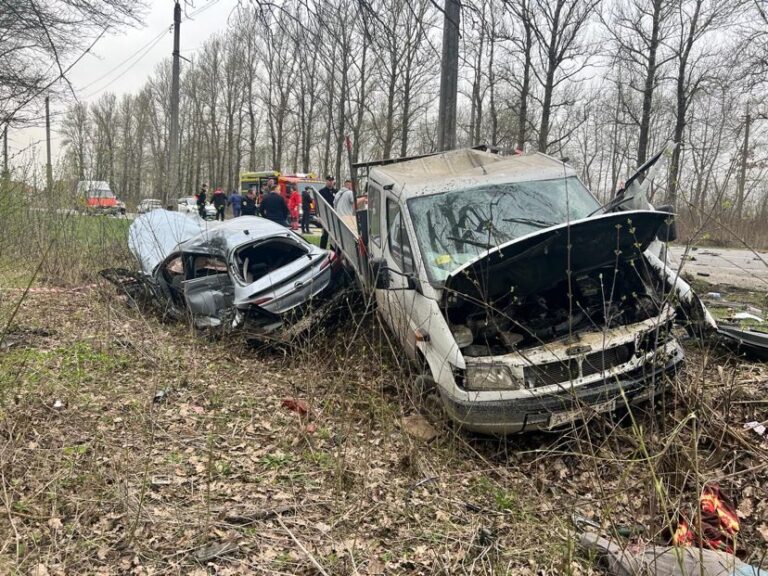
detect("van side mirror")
[371,258,391,289]
[655,204,677,242]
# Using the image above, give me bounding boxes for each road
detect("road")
[667,245,768,291]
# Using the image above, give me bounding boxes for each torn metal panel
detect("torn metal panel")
[716,324,768,361]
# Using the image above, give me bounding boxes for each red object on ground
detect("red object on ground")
[281,397,310,416]
[671,483,740,553]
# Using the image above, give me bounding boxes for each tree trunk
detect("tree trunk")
[636,0,663,168]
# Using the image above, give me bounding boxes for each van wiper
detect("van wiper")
[502,217,555,228]
[447,235,492,249]
[587,195,633,217]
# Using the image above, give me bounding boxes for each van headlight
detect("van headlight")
[465,363,523,391]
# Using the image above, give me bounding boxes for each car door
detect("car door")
[181,253,235,326]
[382,197,419,357]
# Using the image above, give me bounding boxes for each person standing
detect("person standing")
[229,188,243,218]
[301,186,313,234]
[241,189,257,216]
[212,188,227,221]
[196,184,209,219]
[334,179,355,216]
[317,176,337,248]
[259,187,290,226]
[287,184,301,230]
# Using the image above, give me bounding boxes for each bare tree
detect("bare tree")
[530,0,600,152]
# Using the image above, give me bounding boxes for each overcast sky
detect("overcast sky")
[13,0,237,167]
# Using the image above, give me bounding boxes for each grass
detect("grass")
[301,233,322,246]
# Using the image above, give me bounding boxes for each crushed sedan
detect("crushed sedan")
[103,210,339,336]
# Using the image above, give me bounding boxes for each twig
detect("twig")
[275,514,330,576]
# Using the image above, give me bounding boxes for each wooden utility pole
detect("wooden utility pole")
[2,124,8,180]
[736,108,752,220]
[167,0,181,207]
[437,0,460,151]
[45,96,53,194]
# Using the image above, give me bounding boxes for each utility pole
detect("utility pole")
[2,124,8,180]
[437,0,461,152]
[735,107,752,220]
[45,95,53,195]
[167,0,181,208]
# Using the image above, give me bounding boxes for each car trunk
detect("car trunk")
[233,237,329,313]
[441,211,673,356]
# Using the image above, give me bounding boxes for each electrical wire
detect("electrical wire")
[79,0,229,101]
[80,31,169,100]
[77,28,170,93]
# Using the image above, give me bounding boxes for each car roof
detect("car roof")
[129,211,318,274]
[369,148,577,198]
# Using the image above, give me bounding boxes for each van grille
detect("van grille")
[525,344,633,388]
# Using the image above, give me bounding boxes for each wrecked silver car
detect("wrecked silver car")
[112,210,337,334]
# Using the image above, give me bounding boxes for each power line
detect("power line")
[78,0,228,101]
[78,28,170,94]
[80,31,169,100]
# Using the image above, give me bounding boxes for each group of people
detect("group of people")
[193,175,357,243]
[194,179,313,230]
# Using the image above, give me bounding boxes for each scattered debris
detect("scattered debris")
[193,541,237,563]
[52,399,64,410]
[707,292,722,299]
[581,532,767,576]
[153,389,168,403]
[221,504,296,525]
[733,312,764,322]
[672,484,739,553]
[744,421,767,436]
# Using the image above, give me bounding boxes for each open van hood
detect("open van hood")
[442,211,670,305]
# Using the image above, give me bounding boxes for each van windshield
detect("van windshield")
[406,177,600,282]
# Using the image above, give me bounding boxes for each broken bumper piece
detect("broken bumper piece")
[441,343,683,434]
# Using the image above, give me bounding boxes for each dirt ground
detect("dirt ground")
[2,277,768,575]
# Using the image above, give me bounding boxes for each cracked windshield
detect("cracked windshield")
[407,177,600,282]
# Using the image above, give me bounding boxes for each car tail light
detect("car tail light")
[250,297,273,306]
[318,254,332,271]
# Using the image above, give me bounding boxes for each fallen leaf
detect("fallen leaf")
[47,517,63,531]
[401,414,438,442]
[737,498,753,519]
[758,524,768,543]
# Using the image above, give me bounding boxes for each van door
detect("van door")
[381,197,419,357]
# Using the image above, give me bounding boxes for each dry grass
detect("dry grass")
[1,200,768,574]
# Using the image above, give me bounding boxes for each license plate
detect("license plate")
[548,398,616,429]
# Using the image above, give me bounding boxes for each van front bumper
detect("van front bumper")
[439,350,683,434]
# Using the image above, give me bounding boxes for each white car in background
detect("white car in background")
[137,198,163,214]
[178,196,216,220]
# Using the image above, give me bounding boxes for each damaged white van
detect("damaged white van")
[315,147,686,433]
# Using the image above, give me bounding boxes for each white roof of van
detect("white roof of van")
[76,180,111,192]
[368,149,577,198]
